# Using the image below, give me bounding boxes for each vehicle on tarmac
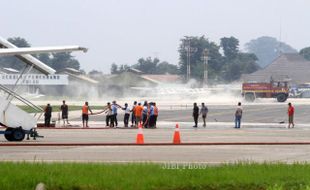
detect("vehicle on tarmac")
[242,80,289,102]
[290,83,310,98]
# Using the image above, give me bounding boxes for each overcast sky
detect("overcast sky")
[2,0,310,73]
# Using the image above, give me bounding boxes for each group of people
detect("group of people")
[192,101,295,129]
[44,100,69,127]
[192,102,209,128]
[44,99,295,129]
[81,100,159,128]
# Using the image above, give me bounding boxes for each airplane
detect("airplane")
[0,35,87,141]
[0,36,87,75]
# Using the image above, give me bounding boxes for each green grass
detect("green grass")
[18,105,104,113]
[1,162,310,190]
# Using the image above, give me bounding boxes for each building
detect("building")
[95,69,182,97]
[242,53,310,85]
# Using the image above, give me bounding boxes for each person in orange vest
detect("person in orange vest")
[153,102,158,128]
[82,101,93,128]
[134,103,143,127]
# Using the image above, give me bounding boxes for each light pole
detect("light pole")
[203,49,209,85]
[182,36,197,82]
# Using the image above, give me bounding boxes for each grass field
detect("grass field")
[1,162,310,190]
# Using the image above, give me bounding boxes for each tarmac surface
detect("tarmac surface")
[1,99,310,163]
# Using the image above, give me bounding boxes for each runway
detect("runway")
[1,99,310,163]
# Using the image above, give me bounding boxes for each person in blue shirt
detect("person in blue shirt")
[148,102,156,128]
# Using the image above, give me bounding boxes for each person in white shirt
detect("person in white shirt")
[105,102,112,127]
[200,103,209,127]
[130,101,137,127]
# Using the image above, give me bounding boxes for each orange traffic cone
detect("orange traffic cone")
[136,123,144,144]
[173,123,181,144]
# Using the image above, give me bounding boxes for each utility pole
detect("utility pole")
[203,49,209,85]
[182,36,197,82]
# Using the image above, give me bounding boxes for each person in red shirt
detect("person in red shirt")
[287,102,295,128]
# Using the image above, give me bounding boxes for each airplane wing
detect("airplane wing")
[0,46,87,56]
[0,36,87,75]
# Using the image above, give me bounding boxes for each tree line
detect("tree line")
[110,57,179,75]
[112,35,310,82]
[1,36,310,82]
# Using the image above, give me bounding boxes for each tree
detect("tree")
[110,58,178,75]
[178,35,260,82]
[89,69,103,75]
[155,61,179,74]
[37,54,51,65]
[48,52,80,71]
[178,36,224,81]
[220,37,239,60]
[110,63,118,74]
[245,36,297,68]
[118,64,130,73]
[300,47,310,61]
[222,53,259,81]
[133,57,159,74]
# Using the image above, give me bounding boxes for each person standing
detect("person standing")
[288,102,295,128]
[142,101,149,128]
[153,102,158,128]
[82,102,93,128]
[135,103,143,127]
[105,102,112,127]
[111,101,121,127]
[200,103,209,127]
[192,103,199,128]
[131,101,137,127]
[148,102,155,128]
[122,103,131,127]
[60,100,69,127]
[44,103,52,127]
[235,102,243,129]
